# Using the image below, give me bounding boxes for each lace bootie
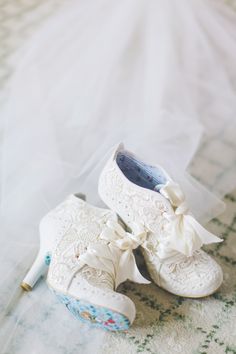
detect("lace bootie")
[98,143,223,298]
[22,194,149,331]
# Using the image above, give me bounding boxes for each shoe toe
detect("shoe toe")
[157,250,223,298]
[193,256,223,297]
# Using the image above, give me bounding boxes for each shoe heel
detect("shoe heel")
[21,250,50,291]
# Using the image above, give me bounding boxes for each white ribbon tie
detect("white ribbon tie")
[77,219,150,288]
[160,181,222,257]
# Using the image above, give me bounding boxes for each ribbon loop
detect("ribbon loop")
[160,181,222,257]
[77,219,150,288]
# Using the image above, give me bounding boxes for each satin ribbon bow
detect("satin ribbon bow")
[77,220,150,288]
[160,181,222,257]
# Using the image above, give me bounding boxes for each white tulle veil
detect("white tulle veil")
[0,0,236,352]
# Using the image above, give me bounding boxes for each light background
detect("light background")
[0,1,235,353]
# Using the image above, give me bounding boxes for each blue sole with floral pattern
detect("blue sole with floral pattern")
[53,290,131,331]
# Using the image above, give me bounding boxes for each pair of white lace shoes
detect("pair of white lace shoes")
[21,143,223,331]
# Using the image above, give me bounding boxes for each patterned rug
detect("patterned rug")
[0,1,235,353]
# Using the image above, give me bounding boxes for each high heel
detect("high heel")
[20,219,54,291]
[21,193,87,291]
[21,250,50,291]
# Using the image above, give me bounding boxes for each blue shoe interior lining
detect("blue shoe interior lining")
[117,152,167,191]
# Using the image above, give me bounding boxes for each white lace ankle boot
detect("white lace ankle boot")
[98,143,223,298]
[22,194,149,331]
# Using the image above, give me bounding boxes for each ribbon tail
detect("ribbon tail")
[168,215,222,257]
[115,250,150,288]
[187,215,223,245]
[167,217,193,256]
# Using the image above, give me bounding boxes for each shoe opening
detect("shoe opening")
[116,151,167,192]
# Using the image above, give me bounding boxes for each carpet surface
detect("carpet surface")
[0,1,235,353]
